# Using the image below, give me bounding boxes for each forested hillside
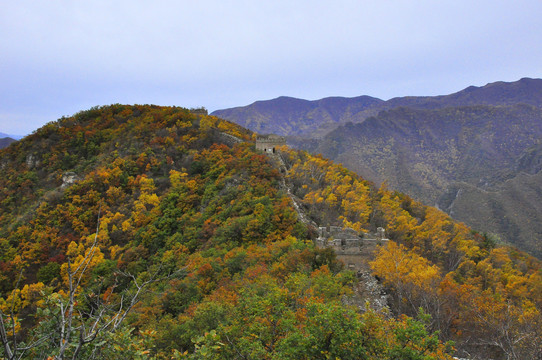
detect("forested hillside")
[0,105,540,359]
[281,148,541,359]
[296,104,542,258]
[215,78,542,260]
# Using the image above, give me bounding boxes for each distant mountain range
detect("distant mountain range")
[0,132,25,149]
[0,137,17,149]
[212,77,542,137]
[213,78,542,258]
[213,95,383,137]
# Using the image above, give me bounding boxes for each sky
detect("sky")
[1,1,542,135]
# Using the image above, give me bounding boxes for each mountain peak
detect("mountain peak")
[0,137,16,149]
[447,77,542,105]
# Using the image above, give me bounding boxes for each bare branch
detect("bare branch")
[1,206,184,360]
[73,205,102,289]
[0,308,14,359]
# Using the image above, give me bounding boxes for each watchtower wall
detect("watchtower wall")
[256,134,286,153]
[315,226,389,270]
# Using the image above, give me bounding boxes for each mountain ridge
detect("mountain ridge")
[0,137,16,149]
[212,77,542,137]
[212,94,383,136]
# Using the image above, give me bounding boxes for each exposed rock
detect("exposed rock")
[61,172,80,188]
[25,154,40,168]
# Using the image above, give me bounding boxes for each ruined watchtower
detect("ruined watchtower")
[256,134,286,154]
[189,107,208,116]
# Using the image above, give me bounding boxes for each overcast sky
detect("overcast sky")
[1,0,542,135]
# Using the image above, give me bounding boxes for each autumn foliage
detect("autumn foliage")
[0,105,539,359]
[282,147,542,359]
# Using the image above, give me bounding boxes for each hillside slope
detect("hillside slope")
[0,105,540,359]
[296,104,542,258]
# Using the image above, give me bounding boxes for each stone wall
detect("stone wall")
[256,134,286,153]
[315,225,389,270]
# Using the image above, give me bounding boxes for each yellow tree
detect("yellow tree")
[370,241,441,318]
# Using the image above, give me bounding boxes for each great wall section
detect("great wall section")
[254,134,390,312]
[201,126,391,312]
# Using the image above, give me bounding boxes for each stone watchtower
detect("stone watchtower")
[189,107,208,116]
[255,134,286,154]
